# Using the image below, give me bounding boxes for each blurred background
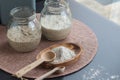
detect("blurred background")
[75,0,120,25]
[0,0,45,25]
[1,0,120,25]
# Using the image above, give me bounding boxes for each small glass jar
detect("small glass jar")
[7,7,42,52]
[40,0,72,41]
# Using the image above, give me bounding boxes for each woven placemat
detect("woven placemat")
[0,19,98,79]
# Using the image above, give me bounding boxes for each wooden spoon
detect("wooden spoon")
[35,66,65,80]
[15,51,56,78]
[37,43,83,68]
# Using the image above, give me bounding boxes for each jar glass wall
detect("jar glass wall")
[40,0,72,41]
[7,7,41,52]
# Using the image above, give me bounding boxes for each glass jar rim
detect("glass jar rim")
[45,2,66,13]
[10,7,36,20]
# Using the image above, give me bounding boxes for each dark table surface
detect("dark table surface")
[0,0,120,80]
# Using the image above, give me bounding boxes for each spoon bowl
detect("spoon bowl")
[41,51,56,62]
[55,66,65,73]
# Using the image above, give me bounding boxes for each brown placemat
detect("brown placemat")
[0,19,98,79]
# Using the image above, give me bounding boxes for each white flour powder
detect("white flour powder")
[41,15,72,40]
[51,46,76,63]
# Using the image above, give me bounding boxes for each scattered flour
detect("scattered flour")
[82,65,120,80]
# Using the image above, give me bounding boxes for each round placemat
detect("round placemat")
[0,19,98,79]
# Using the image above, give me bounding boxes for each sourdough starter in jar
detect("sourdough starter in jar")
[7,7,41,52]
[40,0,72,41]
[7,25,41,52]
[41,15,72,41]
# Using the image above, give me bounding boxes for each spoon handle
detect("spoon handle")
[35,67,60,80]
[15,59,44,78]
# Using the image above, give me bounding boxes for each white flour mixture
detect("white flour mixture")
[41,15,72,40]
[7,26,41,52]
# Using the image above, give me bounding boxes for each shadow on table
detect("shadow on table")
[45,77,64,80]
[11,77,64,80]
[26,76,64,80]
[0,68,64,80]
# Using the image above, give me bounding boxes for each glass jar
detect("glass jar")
[40,0,72,41]
[7,7,42,52]
[45,0,72,17]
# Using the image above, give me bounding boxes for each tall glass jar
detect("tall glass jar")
[40,0,72,41]
[7,7,42,52]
